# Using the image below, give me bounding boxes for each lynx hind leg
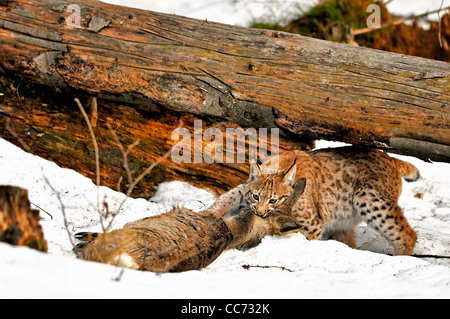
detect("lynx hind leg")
[354,192,416,255]
[329,229,357,249]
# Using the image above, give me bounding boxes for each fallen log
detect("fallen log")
[0,185,47,251]
[0,77,311,196]
[0,0,449,162]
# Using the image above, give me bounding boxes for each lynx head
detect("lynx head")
[244,159,303,218]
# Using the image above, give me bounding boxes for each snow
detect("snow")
[149,180,216,209]
[102,0,319,27]
[101,0,450,27]
[1,0,449,299]
[1,137,450,298]
[387,0,450,22]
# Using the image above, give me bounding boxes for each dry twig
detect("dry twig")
[438,0,445,48]
[106,121,183,231]
[42,173,78,253]
[89,97,98,128]
[4,117,31,153]
[74,98,102,230]
[353,19,405,36]
[106,123,139,186]
[30,201,53,220]
[242,264,295,272]
[76,97,183,232]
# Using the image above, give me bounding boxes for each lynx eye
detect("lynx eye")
[252,193,260,201]
[268,198,278,204]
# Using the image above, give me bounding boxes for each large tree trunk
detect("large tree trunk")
[0,0,449,162]
[0,76,310,196]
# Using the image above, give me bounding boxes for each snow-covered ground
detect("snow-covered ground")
[0,137,449,298]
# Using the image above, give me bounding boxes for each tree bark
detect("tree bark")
[0,76,310,196]
[0,185,47,252]
[0,0,449,162]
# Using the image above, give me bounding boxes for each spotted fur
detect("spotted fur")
[244,146,419,256]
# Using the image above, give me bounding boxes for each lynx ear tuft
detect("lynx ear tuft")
[282,159,297,186]
[249,160,262,182]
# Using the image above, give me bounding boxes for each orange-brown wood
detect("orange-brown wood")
[0,0,449,162]
[0,185,47,252]
[0,77,310,196]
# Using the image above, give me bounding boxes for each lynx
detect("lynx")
[242,146,419,256]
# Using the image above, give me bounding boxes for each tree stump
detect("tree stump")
[0,185,47,252]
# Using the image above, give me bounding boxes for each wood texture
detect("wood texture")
[0,78,310,196]
[0,0,449,162]
[0,185,47,251]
